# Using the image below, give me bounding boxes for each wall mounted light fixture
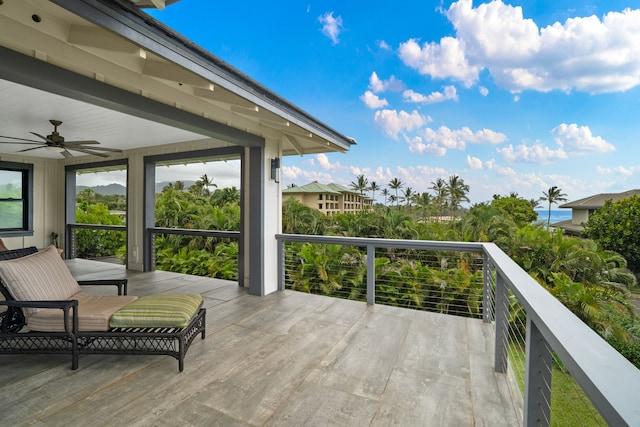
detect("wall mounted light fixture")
[270,157,281,183]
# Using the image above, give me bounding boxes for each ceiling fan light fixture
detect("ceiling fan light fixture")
[45,146,65,153]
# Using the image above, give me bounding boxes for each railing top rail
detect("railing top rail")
[276,233,485,252]
[67,223,125,231]
[150,227,240,239]
[482,242,640,425]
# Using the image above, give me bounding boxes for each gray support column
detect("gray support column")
[524,317,553,427]
[143,161,156,271]
[366,245,375,305]
[494,274,509,373]
[64,168,76,259]
[248,146,265,296]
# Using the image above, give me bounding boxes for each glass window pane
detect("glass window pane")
[0,201,23,228]
[0,170,22,199]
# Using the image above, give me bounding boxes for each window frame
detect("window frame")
[0,161,34,237]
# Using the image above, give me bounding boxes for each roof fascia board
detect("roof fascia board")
[0,46,263,147]
[52,0,355,152]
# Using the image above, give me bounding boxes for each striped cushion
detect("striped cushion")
[0,246,81,316]
[109,294,203,328]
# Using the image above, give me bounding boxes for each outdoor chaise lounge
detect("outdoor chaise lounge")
[0,246,206,371]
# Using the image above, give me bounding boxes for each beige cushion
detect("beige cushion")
[28,292,138,332]
[0,246,81,316]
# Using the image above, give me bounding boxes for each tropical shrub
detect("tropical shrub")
[585,195,640,274]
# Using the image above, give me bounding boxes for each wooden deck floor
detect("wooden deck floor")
[1,260,521,426]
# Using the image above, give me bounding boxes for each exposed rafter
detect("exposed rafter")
[194,86,256,109]
[67,25,139,53]
[283,133,303,156]
[143,59,210,87]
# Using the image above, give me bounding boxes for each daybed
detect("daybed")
[0,246,206,371]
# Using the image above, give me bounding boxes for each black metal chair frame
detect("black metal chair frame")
[0,247,206,372]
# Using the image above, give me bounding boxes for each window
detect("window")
[0,161,33,236]
[318,194,323,200]
[318,204,323,210]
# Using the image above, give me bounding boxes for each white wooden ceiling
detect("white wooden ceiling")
[0,78,207,159]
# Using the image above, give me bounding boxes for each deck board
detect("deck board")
[0,259,521,426]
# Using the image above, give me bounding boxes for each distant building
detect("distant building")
[282,182,373,215]
[553,189,640,234]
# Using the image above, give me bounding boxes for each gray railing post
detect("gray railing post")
[482,253,491,323]
[494,274,509,373]
[277,237,285,291]
[366,244,375,305]
[69,225,76,259]
[524,317,552,427]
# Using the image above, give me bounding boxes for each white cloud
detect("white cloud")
[403,135,446,156]
[466,155,483,170]
[282,165,335,184]
[403,85,458,104]
[552,123,615,154]
[318,12,343,45]
[497,143,567,164]
[398,37,480,87]
[420,125,507,154]
[316,153,342,170]
[369,72,404,93]
[479,86,489,96]
[400,0,640,93]
[373,109,427,139]
[377,40,391,50]
[597,165,638,176]
[360,90,389,109]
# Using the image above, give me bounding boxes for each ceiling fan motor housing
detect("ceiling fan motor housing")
[47,120,64,143]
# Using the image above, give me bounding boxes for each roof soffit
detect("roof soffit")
[53,0,354,153]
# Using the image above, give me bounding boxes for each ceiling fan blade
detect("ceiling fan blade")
[63,140,101,145]
[17,146,45,153]
[29,132,53,143]
[0,136,43,143]
[72,145,122,152]
[61,150,73,158]
[66,146,109,158]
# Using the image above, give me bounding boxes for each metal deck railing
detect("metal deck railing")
[276,234,640,426]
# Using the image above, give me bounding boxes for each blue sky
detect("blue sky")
[148,0,640,205]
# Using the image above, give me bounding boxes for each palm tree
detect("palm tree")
[369,181,380,204]
[350,174,369,198]
[402,187,415,207]
[430,178,448,215]
[388,178,403,207]
[446,175,470,218]
[381,188,390,206]
[414,192,432,220]
[200,173,216,192]
[540,186,568,229]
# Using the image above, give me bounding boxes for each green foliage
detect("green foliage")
[75,202,125,258]
[76,188,126,211]
[153,183,240,280]
[282,198,327,235]
[490,195,538,226]
[585,195,640,274]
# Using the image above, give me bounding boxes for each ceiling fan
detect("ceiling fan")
[0,119,122,158]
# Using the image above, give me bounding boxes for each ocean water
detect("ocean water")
[535,209,572,224]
